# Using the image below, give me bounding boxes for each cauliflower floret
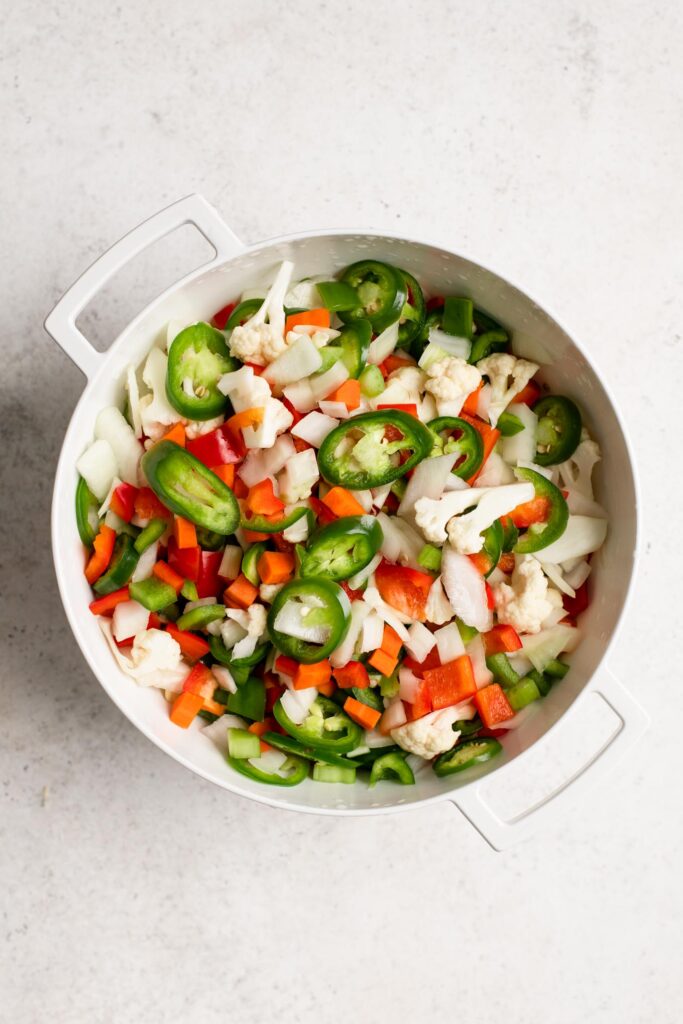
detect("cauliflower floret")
[446,482,535,554]
[286,327,340,349]
[558,433,601,498]
[477,353,539,426]
[424,356,481,415]
[243,398,293,449]
[493,555,563,634]
[228,323,289,366]
[277,449,319,503]
[225,603,268,660]
[424,576,453,625]
[184,415,225,440]
[391,706,461,759]
[218,365,271,412]
[415,483,532,546]
[99,620,188,691]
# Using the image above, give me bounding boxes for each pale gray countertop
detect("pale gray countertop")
[2,1,681,1022]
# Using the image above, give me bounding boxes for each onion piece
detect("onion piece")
[376,512,424,569]
[95,406,144,485]
[112,600,150,643]
[292,411,340,448]
[564,559,591,591]
[379,697,407,733]
[329,601,366,668]
[405,621,436,663]
[76,439,118,501]
[362,587,411,635]
[398,451,459,522]
[441,547,492,631]
[318,400,350,419]
[521,624,580,672]
[263,333,323,390]
[281,686,318,724]
[466,634,493,689]
[367,322,399,364]
[347,553,382,591]
[501,402,537,465]
[398,667,421,703]
[425,576,453,625]
[131,540,158,583]
[202,713,247,754]
[534,515,608,564]
[211,665,237,694]
[218,545,243,581]
[238,434,297,487]
[125,365,143,439]
[435,622,466,663]
[536,558,575,597]
[249,750,288,772]
[360,611,385,653]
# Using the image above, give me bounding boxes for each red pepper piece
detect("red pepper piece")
[186,424,243,470]
[483,624,523,655]
[110,482,138,522]
[424,656,477,710]
[167,536,201,582]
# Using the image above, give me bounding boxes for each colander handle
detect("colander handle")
[450,668,648,851]
[44,194,244,378]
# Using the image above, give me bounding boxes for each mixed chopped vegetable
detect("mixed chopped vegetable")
[76,258,607,788]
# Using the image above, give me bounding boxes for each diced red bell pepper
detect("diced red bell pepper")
[89,586,131,616]
[265,683,285,714]
[182,663,216,699]
[376,402,419,418]
[474,683,515,728]
[271,532,295,554]
[274,655,298,678]
[196,550,224,599]
[563,581,589,618]
[426,295,444,312]
[165,624,210,662]
[403,646,441,676]
[167,536,200,582]
[485,582,495,610]
[134,487,169,522]
[375,560,433,623]
[109,482,138,522]
[404,679,433,721]
[291,436,312,453]
[186,424,243,470]
[282,396,303,426]
[424,655,477,710]
[340,580,364,601]
[309,495,338,526]
[483,624,523,655]
[381,353,414,375]
[211,301,237,330]
[508,496,550,528]
[333,661,370,689]
[513,380,542,406]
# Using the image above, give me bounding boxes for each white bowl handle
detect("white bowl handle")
[44,194,244,379]
[451,668,648,851]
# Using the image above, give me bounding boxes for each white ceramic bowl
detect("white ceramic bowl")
[46,195,648,849]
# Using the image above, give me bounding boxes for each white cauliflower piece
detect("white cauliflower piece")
[277,449,320,503]
[446,482,535,554]
[99,620,188,691]
[424,577,454,625]
[227,603,268,661]
[217,365,271,412]
[243,398,293,449]
[227,260,294,365]
[493,555,563,634]
[424,356,481,416]
[477,353,539,426]
[229,323,289,366]
[391,706,461,759]
[558,433,601,498]
[185,415,225,439]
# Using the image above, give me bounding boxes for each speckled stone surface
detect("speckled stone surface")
[2,1,681,1021]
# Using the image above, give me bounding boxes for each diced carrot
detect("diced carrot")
[498,552,515,574]
[461,381,483,417]
[328,379,361,410]
[89,586,131,616]
[381,353,414,375]
[169,691,204,728]
[368,648,398,677]
[459,413,501,484]
[468,551,493,576]
[483,624,522,655]
[246,479,285,517]
[322,486,366,518]
[165,624,210,662]
[508,496,550,528]
[225,408,264,452]
[257,551,295,585]
[224,574,258,609]
[202,696,227,717]
[211,464,236,488]
[153,560,185,594]
[293,660,332,690]
[424,656,477,710]
[317,680,336,698]
[344,697,382,730]
[174,516,197,549]
[162,422,186,447]
[333,661,370,689]
[284,308,331,334]
[380,624,403,659]
[84,524,116,584]
[474,683,515,728]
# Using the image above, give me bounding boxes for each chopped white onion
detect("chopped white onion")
[318,400,351,419]
[405,621,436,663]
[441,547,492,631]
[76,439,118,501]
[238,434,296,486]
[111,600,150,643]
[249,750,288,773]
[425,576,454,625]
[218,545,243,581]
[347,553,382,591]
[564,559,592,591]
[263,333,323,389]
[535,516,608,564]
[501,403,537,465]
[280,687,317,724]
[428,327,472,361]
[329,601,366,668]
[291,411,340,448]
[131,540,158,583]
[367,322,399,364]
[202,713,247,754]
[211,665,237,694]
[435,622,466,663]
[362,587,412,635]
[521,624,580,672]
[537,558,575,597]
[95,406,143,486]
[125,365,143,439]
[467,634,493,689]
[398,451,459,522]
[379,697,407,733]
[360,611,385,653]
[398,666,421,703]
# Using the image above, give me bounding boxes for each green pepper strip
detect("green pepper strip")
[318,410,434,489]
[397,269,426,348]
[486,653,520,687]
[298,515,383,582]
[128,577,177,612]
[533,395,583,466]
[209,635,268,676]
[267,578,350,663]
[428,416,484,480]
[507,677,541,711]
[226,752,308,786]
[352,744,402,765]
[166,322,237,420]
[93,534,139,595]
[225,298,263,331]
[513,467,569,554]
[497,411,524,437]
[369,750,415,786]
[480,518,504,578]
[134,517,167,554]
[240,505,312,535]
[468,328,509,365]
[226,676,266,721]
[433,737,502,777]
[273,695,362,754]
[75,476,100,547]
[338,260,407,333]
[442,296,473,339]
[261,732,362,769]
[142,441,239,535]
[241,542,268,585]
[176,604,225,632]
[317,281,360,312]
